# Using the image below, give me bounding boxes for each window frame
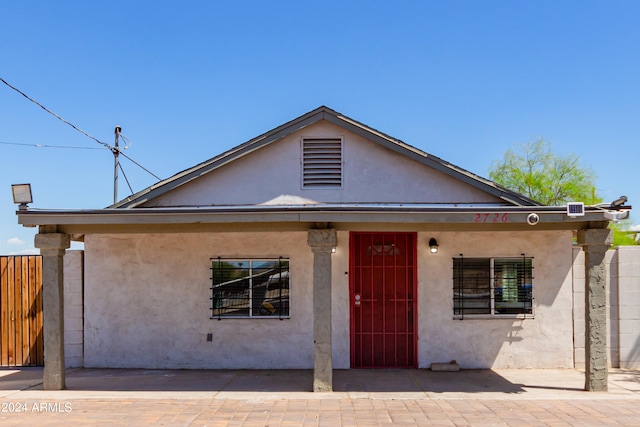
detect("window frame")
[210,257,290,320]
[453,255,534,319]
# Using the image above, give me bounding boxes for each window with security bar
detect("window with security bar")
[453,256,533,318]
[210,258,290,319]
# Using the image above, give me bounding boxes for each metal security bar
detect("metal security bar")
[210,258,290,320]
[453,255,533,318]
[350,232,417,368]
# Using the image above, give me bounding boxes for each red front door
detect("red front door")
[350,232,417,368]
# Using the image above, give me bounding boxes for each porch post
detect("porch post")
[34,229,70,390]
[577,228,612,392]
[307,228,337,392]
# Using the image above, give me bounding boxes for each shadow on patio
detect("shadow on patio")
[5,367,638,397]
[2,368,530,394]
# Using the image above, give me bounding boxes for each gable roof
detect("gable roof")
[112,106,540,209]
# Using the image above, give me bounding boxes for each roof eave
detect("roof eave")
[17,205,622,232]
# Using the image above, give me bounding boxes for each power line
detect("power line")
[119,133,132,149]
[0,76,111,150]
[0,140,106,150]
[119,150,161,180]
[117,161,134,195]
[0,76,161,183]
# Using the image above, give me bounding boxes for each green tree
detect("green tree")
[490,139,637,246]
[489,138,600,205]
[610,220,639,246]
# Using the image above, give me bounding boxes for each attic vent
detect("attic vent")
[302,138,343,188]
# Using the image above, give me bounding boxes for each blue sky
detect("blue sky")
[1,1,638,254]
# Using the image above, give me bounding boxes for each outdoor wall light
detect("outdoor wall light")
[429,238,439,254]
[11,183,33,210]
[331,247,337,253]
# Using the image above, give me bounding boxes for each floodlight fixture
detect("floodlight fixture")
[610,195,627,209]
[11,183,32,210]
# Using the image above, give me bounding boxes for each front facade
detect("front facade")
[17,106,625,391]
[82,228,574,370]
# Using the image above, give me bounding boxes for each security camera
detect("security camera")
[527,213,540,226]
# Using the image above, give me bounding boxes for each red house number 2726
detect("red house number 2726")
[474,213,509,223]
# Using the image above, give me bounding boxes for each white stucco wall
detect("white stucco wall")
[84,229,575,370]
[84,232,317,369]
[417,230,575,369]
[145,121,502,207]
[332,230,351,369]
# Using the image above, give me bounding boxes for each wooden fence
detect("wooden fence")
[0,255,43,366]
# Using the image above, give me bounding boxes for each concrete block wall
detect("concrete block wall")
[617,247,640,368]
[572,247,586,369]
[573,246,640,369]
[608,250,620,367]
[63,250,84,368]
